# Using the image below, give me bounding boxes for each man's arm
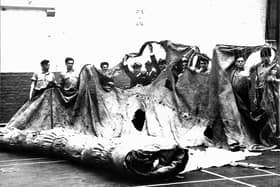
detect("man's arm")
[148,44,161,74]
[262,63,278,80]
[29,73,37,100]
[47,73,57,88]
[29,81,36,100]
[51,73,57,84]
[122,61,134,79]
[275,64,280,79]
[188,55,199,73]
[58,73,65,89]
[150,54,162,74]
[243,60,264,77]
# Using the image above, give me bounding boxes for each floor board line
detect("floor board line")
[0,157,46,163]
[233,173,275,179]
[134,173,277,187]
[134,178,226,187]
[254,168,280,176]
[202,169,256,187]
[0,160,67,167]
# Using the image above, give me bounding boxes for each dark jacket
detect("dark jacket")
[123,65,146,88]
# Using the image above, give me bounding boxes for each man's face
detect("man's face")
[101,64,109,71]
[133,67,141,74]
[182,55,188,61]
[182,61,188,70]
[261,56,271,64]
[159,64,166,71]
[158,59,166,71]
[235,57,245,69]
[41,63,50,72]
[199,60,208,70]
[145,64,152,72]
[66,60,74,71]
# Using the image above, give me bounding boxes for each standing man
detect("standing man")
[231,56,252,118]
[230,54,272,146]
[188,54,210,74]
[60,57,79,95]
[255,47,280,140]
[143,61,157,85]
[100,62,110,77]
[197,54,210,74]
[255,47,280,108]
[122,61,146,88]
[142,44,162,85]
[29,59,56,100]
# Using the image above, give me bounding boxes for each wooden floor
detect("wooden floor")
[0,149,279,186]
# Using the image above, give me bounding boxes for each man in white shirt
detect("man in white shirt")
[60,57,79,95]
[29,59,56,100]
[100,62,109,76]
[188,54,210,74]
[255,47,280,106]
[123,61,146,88]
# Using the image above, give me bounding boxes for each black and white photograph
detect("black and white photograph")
[0,0,279,186]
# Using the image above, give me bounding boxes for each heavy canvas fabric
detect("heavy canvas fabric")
[213,44,279,147]
[1,41,278,178]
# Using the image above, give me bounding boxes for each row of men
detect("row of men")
[99,44,210,88]
[98,44,164,88]
[231,47,279,108]
[29,57,79,100]
[231,47,280,144]
[29,54,160,99]
[30,49,211,100]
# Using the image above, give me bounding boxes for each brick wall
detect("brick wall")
[0,73,33,123]
[0,71,130,123]
[0,72,62,123]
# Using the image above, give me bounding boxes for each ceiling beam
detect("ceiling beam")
[0,5,55,17]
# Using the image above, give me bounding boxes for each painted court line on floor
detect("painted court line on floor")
[201,169,256,187]
[0,160,67,167]
[134,178,226,187]
[0,157,47,163]
[254,168,280,176]
[233,173,275,179]
[134,173,276,187]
